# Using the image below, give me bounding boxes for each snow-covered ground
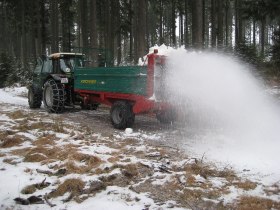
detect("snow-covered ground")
[0,85,280,209]
[0,85,28,106]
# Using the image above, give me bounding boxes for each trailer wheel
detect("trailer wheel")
[110,101,135,129]
[156,109,177,124]
[43,79,65,113]
[28,86,42,109]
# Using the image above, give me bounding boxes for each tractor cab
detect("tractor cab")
[48,53,85,74]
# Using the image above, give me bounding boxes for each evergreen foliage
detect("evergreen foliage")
[0,0,280,86]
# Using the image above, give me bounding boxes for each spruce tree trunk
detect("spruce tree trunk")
[184,0,189,48]
[253,19,256,47]
[192,0,203,49]
[135,0,147,63]
[50,0,59,53]
[90,0,97,66]
[211,0,217,48]
[235,0,244,47]
[129,0,133,63]
[20,0,26,67]
[116,1,122,66]
[217,0,223,48]
[80,0,88,49]
[260,17,266,57]
[41,0,46,55]
[159,0,164,44]
[171,0,176,47]
[225,0,232,47]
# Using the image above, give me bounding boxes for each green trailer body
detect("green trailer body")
[74,66,148,96]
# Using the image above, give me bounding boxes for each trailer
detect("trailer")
[28,50,176,129]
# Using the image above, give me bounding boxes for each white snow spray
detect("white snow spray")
[163,48,280,182]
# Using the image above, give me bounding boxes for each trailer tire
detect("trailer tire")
[43,79,65,113]
[110,101,135,129]
[156,109,177,124]
[28,86,42,109]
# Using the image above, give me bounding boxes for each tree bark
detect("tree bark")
[50,0,59,53]
[192,0,203,49]
[211,0,217,48]
[217,0,223,48]
[135,0,147,63]
[171,0,176,47]
[80,0,88,49]
[89,0,97,66]
[184,0,189,48]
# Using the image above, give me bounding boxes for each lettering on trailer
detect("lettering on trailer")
[80,80,97,84]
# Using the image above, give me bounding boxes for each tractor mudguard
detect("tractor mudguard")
[50,74,69,84]
[50,74,66,81]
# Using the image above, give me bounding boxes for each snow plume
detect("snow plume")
[158,46,280,181]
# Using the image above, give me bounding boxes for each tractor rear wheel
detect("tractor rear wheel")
[28,86,42,109]
[156,109,177,124]
[110,101,135,129]
[43,79,65,113]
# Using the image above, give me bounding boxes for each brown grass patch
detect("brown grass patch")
[32,134,56,146]
[234,180,257,191]
[0,131,8,140]
[22,144,79,163]
[0,153,6,157]
[12,119,29,132]
[21,180,51,194]
[184,163,236,181]
[264,184,280,196]
[21,185,37,194]
[52,118,65,133]
[3,158,18,165]
[24,153,47,162]
[63,153,102,174]
[107,156,120,163]
[48,178,85,198]
[121,163,139,178]
[11,147,32,156]
[236,196,280,210]
[7,110,26,119]
[186,175,196,185]
[12,117,67,133]
[185,163,217,179]
[0,135,24,148]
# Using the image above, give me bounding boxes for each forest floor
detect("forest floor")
[0,86,280,210]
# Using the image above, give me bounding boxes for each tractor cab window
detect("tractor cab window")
[60,57,84,72]
[42,60,53,73]
[73,57,84,67]
[60,59,72,72]
[34,58,43,74]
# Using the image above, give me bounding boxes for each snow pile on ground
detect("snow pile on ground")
[0,85,28,106]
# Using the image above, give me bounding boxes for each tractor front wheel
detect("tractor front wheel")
[110,101,135,129]
[28,86,42,109]
[43,79,65,113]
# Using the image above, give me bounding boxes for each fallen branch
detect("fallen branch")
[44,194,56,207]
[36,169,53,176]
[39,178,46,188]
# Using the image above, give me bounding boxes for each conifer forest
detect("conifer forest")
[0,0,280,86]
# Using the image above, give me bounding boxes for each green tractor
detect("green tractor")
[28,53,85,113]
